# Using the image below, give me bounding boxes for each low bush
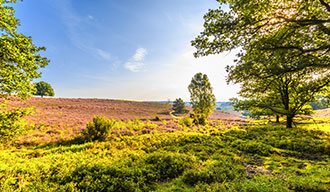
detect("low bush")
[61,164,152,192]
[286,176,329,192]
[190,112,208,125]
[83,116,115,141]
[0,105,32,143]
[231,139,273,156]
[183,156,245,185]
[154,116,162,121]
[178,117,194,127]
[145,152,194,181]
[228,175,288,192]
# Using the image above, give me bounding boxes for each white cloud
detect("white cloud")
[95,48,112,61]
[124,62,145,72]
[133,48,148,61]
[125,47,148,72]
[87,15,94,20]
[118,45,240,101]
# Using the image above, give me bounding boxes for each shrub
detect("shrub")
[178,117,194,127]
[287,176,329,192]
[83,116,115,141]
[231,139,273,156]
[145,152,193,181]
[61,164,152,192]
[183,157,245,185]
[172,98,188,114]
[190,112,208,125]
[154,116,162,121]
[229,175,288,192]
[0,105,32,142]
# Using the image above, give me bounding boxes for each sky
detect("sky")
[14,0,240,101]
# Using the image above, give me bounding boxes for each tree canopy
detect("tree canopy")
[188,73,216,124]
[193,0,330,61]
[0,0,49,141]
[192,0,330,127]
[0,0,49,99]
[34,81,54,98]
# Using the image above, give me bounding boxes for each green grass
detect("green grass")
[0,119,329,191]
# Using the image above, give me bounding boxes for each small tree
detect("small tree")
[34,81,54,98]
[188,73,216,124]
[172,98,187,114]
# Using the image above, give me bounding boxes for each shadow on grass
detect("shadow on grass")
[16,135,86,149]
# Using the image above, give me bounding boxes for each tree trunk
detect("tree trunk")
[276,115,280,123]
[286,115,293,128]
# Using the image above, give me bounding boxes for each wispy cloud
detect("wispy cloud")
[87,15,94,20]
[124,62,145,72]
[125,47,148,72]
[53,1,115,64]
[95,48,112,61]
[133,48,148,61]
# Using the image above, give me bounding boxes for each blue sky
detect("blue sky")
[14,0,239,101]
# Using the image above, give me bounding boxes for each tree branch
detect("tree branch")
[319,0,330,13]
[277,16,330,26]
[262,44,330,53]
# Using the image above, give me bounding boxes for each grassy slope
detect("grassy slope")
[1,98,329,191]
[1,126,329,191]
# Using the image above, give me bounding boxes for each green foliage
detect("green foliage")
[0,0,49,144]
[178,116,194,127]
[228,175,289,192]
[189,112,208,125]
[183,156,245,185]
[286,176,330,192]
[61,164,151,192]
[34,81,54,97]
[172,98,187,114]
[310,96,329,110]
[192,0,330,128]
[83,116,115,141]
[231,139,273,156]
[0,123,329,191]
[188,73,216,124]
[192,0,330,61]
[0,103,32,142]
[145,152,193,181]
[231,98,281,119]
[0,0,49,100]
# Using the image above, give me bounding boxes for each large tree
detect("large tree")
[192,0,330,128]
[0,0,49,100]
[34,81,54,98]
[188,73,216,124]
[0,0,49,141]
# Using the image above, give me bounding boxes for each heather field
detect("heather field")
[7,97,244,145]
[2,0,330,191]
[0,98,329,191]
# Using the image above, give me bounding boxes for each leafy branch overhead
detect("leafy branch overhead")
[0,0,49,141]
[0,0,49,99]
[192,0,330,128]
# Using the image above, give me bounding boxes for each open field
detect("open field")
[7,97,244,145]
[0,98,329,191]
